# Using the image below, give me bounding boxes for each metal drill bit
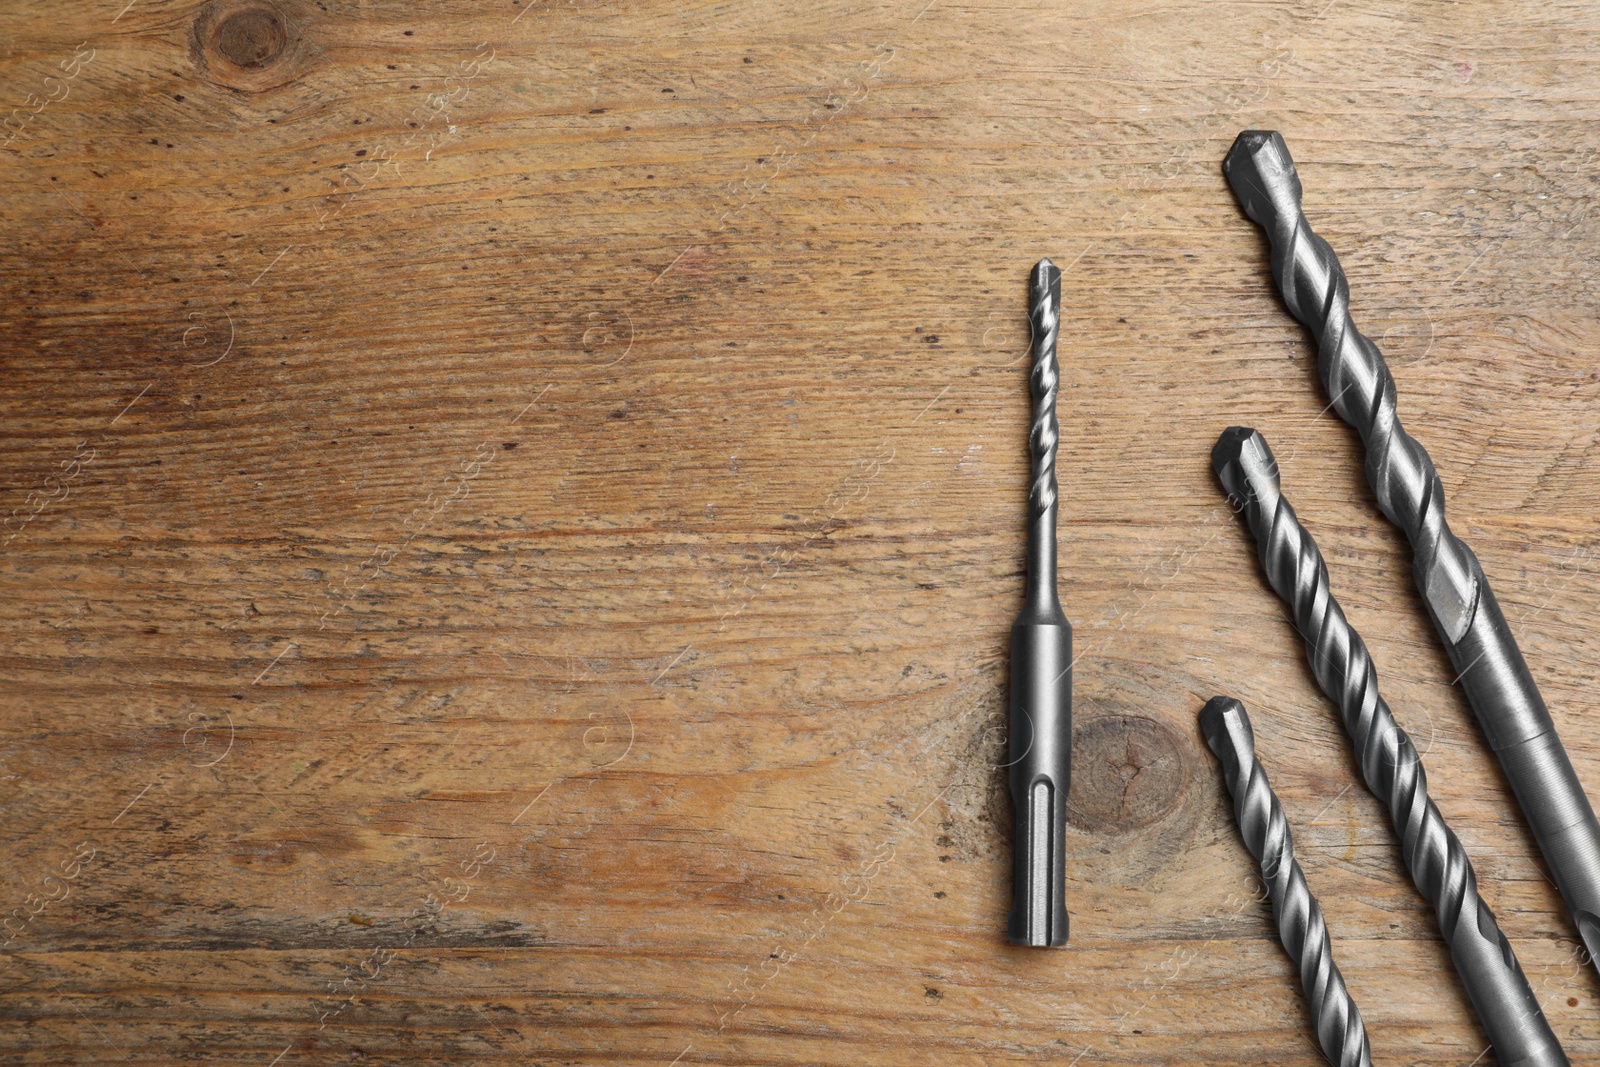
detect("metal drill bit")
[1200,696,1372,1067]
[1224,129,1600,972]
[1213,426,1568,1067]
[1006,258,1072,948]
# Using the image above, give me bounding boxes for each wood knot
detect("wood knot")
[1068,714,1189,833]
[192,1,305,92]
[216,8,286,68]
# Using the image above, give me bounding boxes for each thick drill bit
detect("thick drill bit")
[1214,426,1568,1067]
[1200,696,1372,1067]
[1006,258,1072,947]
[1224,129,1600,971]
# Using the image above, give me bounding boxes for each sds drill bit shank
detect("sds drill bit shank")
[1006,258,1072,948]
[1224,130,1600,971]
[1214,427,1568,1067]
[1200,696,1371,1067]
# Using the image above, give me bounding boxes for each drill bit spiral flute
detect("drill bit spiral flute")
[1214,427,1568,1067]
[1199,696,1372,1067]
[1224,130,1600,972]
[1006,259,1072,947]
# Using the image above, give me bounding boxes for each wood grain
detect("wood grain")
[3,0,1600,1062]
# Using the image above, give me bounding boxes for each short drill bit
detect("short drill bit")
[1006,258,1072,947]
[1214,427,1568,1067]
[1224,129,1600,972]
[1199,696,1371,1067]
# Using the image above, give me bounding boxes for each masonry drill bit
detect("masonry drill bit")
[1200,696,1371,1067]
[1224,130,1600,972]
[1006,258,1072,948]
[1214,426,1568,1067]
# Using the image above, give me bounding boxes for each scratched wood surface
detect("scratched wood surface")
[3,0,1600,1063]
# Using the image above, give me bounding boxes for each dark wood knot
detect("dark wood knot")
[216,8,286,68]
[1068,714,1190,833]
[191,1,305,93]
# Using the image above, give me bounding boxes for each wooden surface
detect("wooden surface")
[4,0,1600,1063]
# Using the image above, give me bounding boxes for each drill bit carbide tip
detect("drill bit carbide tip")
[1212,425,1281,514]
[1198,694,1256,772]
[1213,427,1569,1067]
[1199,696,1372,1067]
[1221,130,1303,234]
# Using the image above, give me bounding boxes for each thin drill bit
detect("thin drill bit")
[1199,696,1372,1067]
[1006,258,1072,947]
[1213,426,1568,1067]
[1224,129,1600,972]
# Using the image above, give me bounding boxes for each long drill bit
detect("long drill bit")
[1006,258,1072,947]
[1224,129,1600,972]
[1213,426,1568,1067]
[1199,695,1372,1067]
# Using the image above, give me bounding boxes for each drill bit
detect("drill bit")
[1213,426,1569,1067]
[1006,258,1072,947]
[1224,129,1600,972]
[1199,696,1372,1067]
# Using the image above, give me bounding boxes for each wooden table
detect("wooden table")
[4,0,1600,1062]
